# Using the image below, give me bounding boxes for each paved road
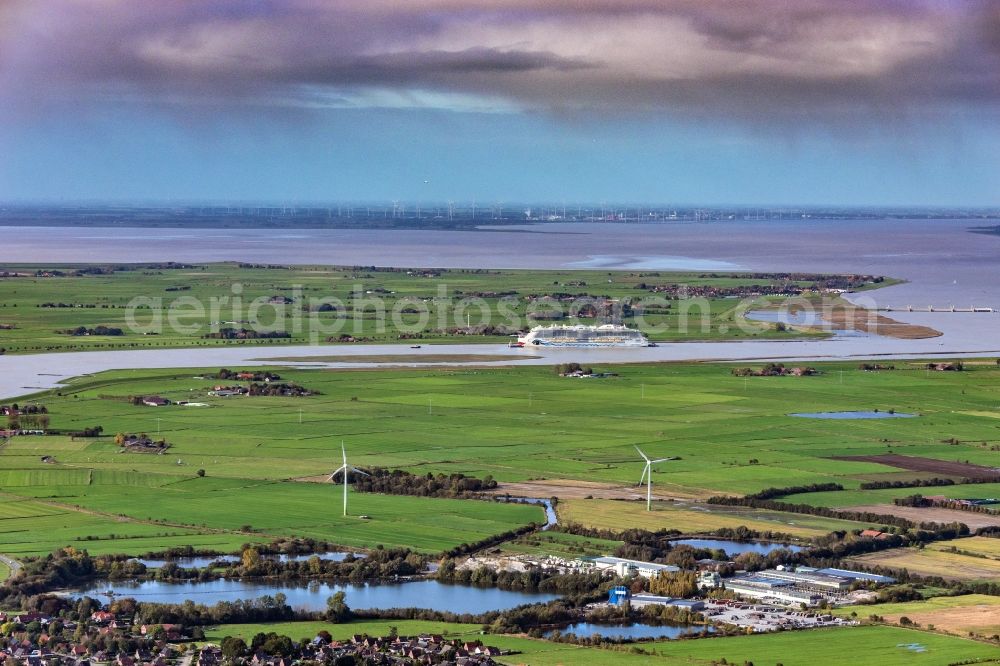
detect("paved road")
[0,554,22,578]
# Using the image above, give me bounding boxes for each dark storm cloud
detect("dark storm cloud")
[1,0,997,121]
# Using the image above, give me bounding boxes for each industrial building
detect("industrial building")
[606,586,706,611]
[752,568,850,592]
[724,577,823,606]
[813,568,896,584]
[587,556,681,578]
[724,566,891,606]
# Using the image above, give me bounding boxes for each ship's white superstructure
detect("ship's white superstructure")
[515,323,650,347]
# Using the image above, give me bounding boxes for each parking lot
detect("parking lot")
[702,600,856,632]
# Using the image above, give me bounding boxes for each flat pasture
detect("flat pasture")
[3,360,1000,555]
[644,625,999,666]
[203,622,1000,666]
[833,595,1000,638]
[0,264,826,354]
[2,475,543,554]
[927,536,1000,558]
[848,547,1000,582]
[557,499,872,539]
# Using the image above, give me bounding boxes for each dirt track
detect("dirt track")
[844,504,1000,529]
[831,454,1000,479]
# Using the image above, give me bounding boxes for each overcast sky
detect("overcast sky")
[1,0,998,206]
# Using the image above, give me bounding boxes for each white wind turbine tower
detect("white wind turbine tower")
[329,441,369,516]
[635,445,677,511]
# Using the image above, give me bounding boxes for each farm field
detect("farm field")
[641,625,1000,666]
[784,483,1000,508]
[848,547,1000,582]
[0,473,543,554]
[0,491,263,557]
[927,536,1000,559]
[0,263,845,354]
[833,594,1000,638]
[1,359,999,559]
[558,498,876,539]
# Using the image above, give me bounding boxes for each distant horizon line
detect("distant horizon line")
[1,200,999,212]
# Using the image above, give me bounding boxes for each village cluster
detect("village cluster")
[0,609,504,666]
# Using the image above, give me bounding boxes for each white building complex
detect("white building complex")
[587,556,680,578]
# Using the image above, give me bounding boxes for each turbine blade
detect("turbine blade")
[638,464,649,485]
[341,441,347,465]
[350,467,370,477]
[650,457,675,464]
[634,445,650,462]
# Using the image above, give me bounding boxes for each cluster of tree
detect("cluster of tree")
[858,363,895,371]
[745,483,844,500]
[861,476,997,490]
[226,546,422,582]
[39,302,102,308]
[730,363,817,377]
[202,328,291,339]
[926,361,964,371]
[554,362,594,376]
[647,571,699,597]
[134,593,296,627]
[245,382,315,397]
[351,468,497,498]
[216,369,282,381]
[438,324,521,336]
[707,494,919,531]
[3,402,50,430]
[58,325,124,336]
[0,548,99,607]
[68,425,104,437]
[436,560,605,597]
[113,432,168,451]
[0,403,48,415]
[894,494,999,515]
[442,523,542,559]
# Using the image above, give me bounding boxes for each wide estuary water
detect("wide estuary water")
[3,219,1000,400]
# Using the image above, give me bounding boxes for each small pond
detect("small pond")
[744,310,869,338]
[790,411,916,420]
[545,622,716,640]
[70,579,559,614]
[668,539,804,556]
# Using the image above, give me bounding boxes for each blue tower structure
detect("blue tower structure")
[608,585,631,606]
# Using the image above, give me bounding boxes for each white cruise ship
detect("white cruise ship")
[514,323,651,347]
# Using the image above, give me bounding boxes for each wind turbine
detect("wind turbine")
[635,445,677,511]
[329,441,369,517]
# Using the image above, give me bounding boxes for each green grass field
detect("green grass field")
[784,484,1000,508]
[203,621,999,666]
[2,359,999,557]
[0,263,845,354]
[927,536,1000,558]
[558,499,877,538]
[848,546,1000,582]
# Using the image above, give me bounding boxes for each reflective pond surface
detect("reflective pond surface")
[71,579,559,614]
[668,539,804,556]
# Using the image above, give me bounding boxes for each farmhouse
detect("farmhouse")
[141,396,169,407]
